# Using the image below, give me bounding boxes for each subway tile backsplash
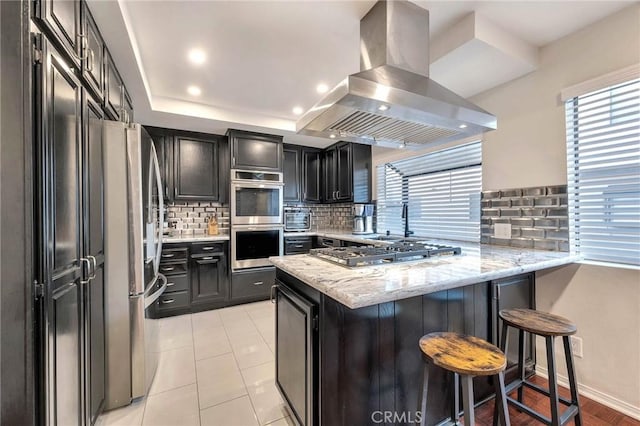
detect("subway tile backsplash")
[284,202,354,230]
[166,202,230,236]
[481,185,569,251]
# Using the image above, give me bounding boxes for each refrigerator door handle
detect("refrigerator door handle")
[145,274,167,308]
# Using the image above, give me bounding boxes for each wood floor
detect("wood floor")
[469,375,640,426]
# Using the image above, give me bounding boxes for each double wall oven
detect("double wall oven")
[231,170,284,270]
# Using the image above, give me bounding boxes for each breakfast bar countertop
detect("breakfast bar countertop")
[269,241,580,309]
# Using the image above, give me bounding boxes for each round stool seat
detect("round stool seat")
[419,332,506,376]
[500,308,577,336]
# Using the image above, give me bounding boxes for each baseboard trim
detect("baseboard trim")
[535,366,640,421]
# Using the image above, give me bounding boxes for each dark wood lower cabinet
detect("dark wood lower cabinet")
[153,241,230,317]
[191,253,228,307]
[274,269,535,426]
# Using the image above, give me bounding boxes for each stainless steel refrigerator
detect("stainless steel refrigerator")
[103,121,167,409]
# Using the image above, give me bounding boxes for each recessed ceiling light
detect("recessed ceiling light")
[316,83,329,94]
[398,142,406,149]
[292,106,304,115]
[378,105,389,111]
[459,124,468,129]
[188,49,206,65]
[187,86,201,96]
[329,134,336,139]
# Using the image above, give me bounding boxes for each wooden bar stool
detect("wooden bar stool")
[496,308,582,426]
[418,332,510,426]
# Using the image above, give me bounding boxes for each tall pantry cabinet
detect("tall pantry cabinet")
[32,0,131,423]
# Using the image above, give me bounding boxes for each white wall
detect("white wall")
[372,3,640,417]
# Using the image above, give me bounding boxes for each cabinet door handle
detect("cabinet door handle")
[161,253,175,258]
[270,284,278,303]
[86,48,95,72]
[161,299,175,304]
[202,256,214,260]
[166,282,175,287]
[161,266,175,272]
[201,247,215,251]
[76,33,87,60]
[293,244,304,248]
[253,281,264,286]
[87,255,97,279]
[80,258,91,284]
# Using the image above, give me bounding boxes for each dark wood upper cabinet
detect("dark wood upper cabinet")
[322,142,371,203]
[283,145,301,202]
[323,148,337,202]
[335,142,352,201]
[174,135,221,201]
[35,0,82,69]
[103,48,123,121]
[123,88,134,124]
[302,148,322,203]
[228,129,283,172]
[82,3,104,100]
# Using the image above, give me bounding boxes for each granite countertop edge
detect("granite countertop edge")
[270,247,581,309]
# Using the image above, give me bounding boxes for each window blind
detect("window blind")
[376,142,482,242]
[565,78,640,265]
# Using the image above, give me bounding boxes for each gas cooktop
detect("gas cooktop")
[309,241,462,267]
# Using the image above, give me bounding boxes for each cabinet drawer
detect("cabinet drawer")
[160,247,188,262]
[285,237,313,255]
[159,261,187,276]
[191,242,225,255]
[231,268,275,301]
[157,291,189,311]
[164,274,189,293]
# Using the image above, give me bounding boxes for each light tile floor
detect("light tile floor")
[97,301,295,426]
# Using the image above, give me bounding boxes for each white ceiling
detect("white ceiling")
[89,0,634,147]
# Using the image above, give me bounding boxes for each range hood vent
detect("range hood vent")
[296,0,497,148]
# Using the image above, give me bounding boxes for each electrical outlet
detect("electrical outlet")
[570,336,583,358]
[494,223,512,239]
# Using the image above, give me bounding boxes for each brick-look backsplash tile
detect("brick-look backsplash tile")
[481,185,569,252]
[166,202,230,236]
[284,202,355,230]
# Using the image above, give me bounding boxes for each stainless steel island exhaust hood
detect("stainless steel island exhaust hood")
[296,0,497,148]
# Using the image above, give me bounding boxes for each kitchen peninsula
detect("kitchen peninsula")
[269,241,579,426]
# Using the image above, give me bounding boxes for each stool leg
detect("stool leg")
[563,336,583,426]
[452,373,461,425]
[493,371,511,426]
[418,362,430,426]
[517,329,526,403]
[461,375,475,426]
[546,336,561,425]
[500,321,509,354]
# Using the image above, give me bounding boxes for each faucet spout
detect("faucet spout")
[401,202,414,238]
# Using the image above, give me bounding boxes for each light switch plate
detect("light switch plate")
[494,223,512,239]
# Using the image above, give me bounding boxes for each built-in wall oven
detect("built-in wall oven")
[231,169,284,225]
[231,225,283,270]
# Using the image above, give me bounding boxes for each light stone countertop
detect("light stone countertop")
[163,234,230,243]
[269,240,580,309]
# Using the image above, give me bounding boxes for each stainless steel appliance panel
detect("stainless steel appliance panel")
[103,121,133,409]
[231,169,283,225]
[104,121,165,409]
[232,226,283,270]
[284,208,311,232]
[275,282,317,426]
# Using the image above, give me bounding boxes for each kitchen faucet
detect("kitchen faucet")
[401,202,414,238]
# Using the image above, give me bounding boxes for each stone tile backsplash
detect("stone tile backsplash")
[166,202,229,236]
[481,185,569,251]
[284,203,354,230]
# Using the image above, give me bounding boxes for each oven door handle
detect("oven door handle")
[231,181,284,188]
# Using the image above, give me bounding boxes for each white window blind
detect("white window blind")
[565,78,640,265]
[376,142,482,242]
